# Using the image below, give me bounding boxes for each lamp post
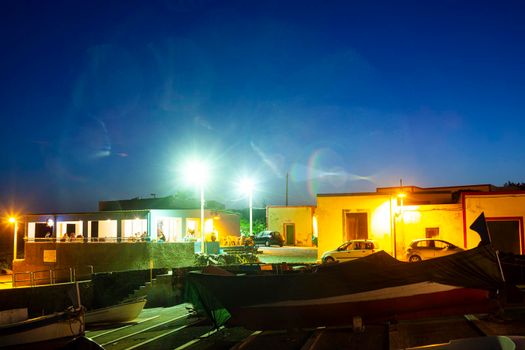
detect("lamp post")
[9,217,18,262]
[199,181,205,253]
[240,179,255,236]
[185,160,209,254]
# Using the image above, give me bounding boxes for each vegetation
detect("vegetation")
[231,208,267,236]
[239,218,266,236]
[194,253,260,266]
[503,181,525,190]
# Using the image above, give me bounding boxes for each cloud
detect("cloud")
[194,115,213,130]
[250,141,285,178]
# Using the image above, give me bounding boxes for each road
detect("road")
[85,303,525,349]
[256,246,318,264]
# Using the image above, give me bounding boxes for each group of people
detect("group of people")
[59,232,83,242]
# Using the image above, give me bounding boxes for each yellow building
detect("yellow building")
[316,184,525,260]
[266,206,316,246]
[463,192,525,254]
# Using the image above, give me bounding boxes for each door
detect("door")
[487,220,521,254]
[284,224,295,245]
[91,221,99,239]
[343,212,368,241]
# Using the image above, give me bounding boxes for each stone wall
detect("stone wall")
[13,241,195,276]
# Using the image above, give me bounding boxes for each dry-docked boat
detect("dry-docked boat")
[0,306,84,348]
[85,297,146,325]
[185,244,505,329]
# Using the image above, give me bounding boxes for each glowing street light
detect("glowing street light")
[185,160,209,253]
[239,178,255,236]
[9,217,18,262]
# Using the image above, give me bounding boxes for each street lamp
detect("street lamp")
[185,160,209,254]
[9,217,18,262]
[239,178,255,236]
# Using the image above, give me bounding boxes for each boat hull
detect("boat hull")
[228,286,496,329]
[85,298,146,325]
[0,309,84,347]
[185,245,504,329]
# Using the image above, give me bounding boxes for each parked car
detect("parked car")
[252,230,284,247]
[321,239,380,263]
[405,238,463,262]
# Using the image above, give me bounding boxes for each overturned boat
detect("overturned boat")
[185,245,506,330]
[85,297,146,325]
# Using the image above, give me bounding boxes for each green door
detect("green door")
[285,224,295,245]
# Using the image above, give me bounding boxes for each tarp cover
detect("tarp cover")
[184,245,504,327]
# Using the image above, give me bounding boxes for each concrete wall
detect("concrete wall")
[267,206,315,246]
[317,190,525,260]
[316,194,394,259]
[213,212,241,239]
[395,204,463,253]
[0,281,92,316]
[13,241,195,276]
[316,194,464,259]
[464,193,525,250]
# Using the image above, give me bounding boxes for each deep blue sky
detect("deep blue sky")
[1,0,524,213]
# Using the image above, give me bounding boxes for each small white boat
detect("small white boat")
[85,298,147,325]
[0,307,84,347]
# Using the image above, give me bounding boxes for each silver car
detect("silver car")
[405,238,463,262]
[322,239,380,263]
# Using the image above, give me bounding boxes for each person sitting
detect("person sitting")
[158,232,166,242]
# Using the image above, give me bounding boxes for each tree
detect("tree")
[503,181,525,190]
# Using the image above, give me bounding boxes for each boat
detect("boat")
[85,297,147,325]
[0,306,84,348]
[185,244,506,330]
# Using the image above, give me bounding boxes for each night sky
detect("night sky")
[1,0,524,214]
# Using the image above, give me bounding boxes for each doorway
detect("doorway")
[284,223,295,246]
[91,221,99,239]
[487,219,522,254]
[343,212,368,241]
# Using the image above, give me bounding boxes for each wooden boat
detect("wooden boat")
[185,244,506,330]
[85,298,146,325]
[0,306,84,347]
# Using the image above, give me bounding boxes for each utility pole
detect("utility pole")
[285,172,289,206]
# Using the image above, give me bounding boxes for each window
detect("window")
[425,227,439,238]
[343,212,368,241]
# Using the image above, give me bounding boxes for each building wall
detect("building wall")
[316,194,394,258]
[267,206,315,246]
[213,212,241,240]
[316,194,464,260]
[395,204,463,253]
[464,193,525,250]
[13,241,195,276]
[24,209,240,244]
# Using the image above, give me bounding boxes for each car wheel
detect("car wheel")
[409,255,422,262]
[265,241,270,247]
[323,256,335,263]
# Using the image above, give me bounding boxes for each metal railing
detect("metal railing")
[25,237,179,243]
[12,265,94,288]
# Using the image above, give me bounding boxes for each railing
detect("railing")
[12,265,94,288]
[25,237,184,243]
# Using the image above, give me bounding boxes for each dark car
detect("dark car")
[252,230,284,247]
